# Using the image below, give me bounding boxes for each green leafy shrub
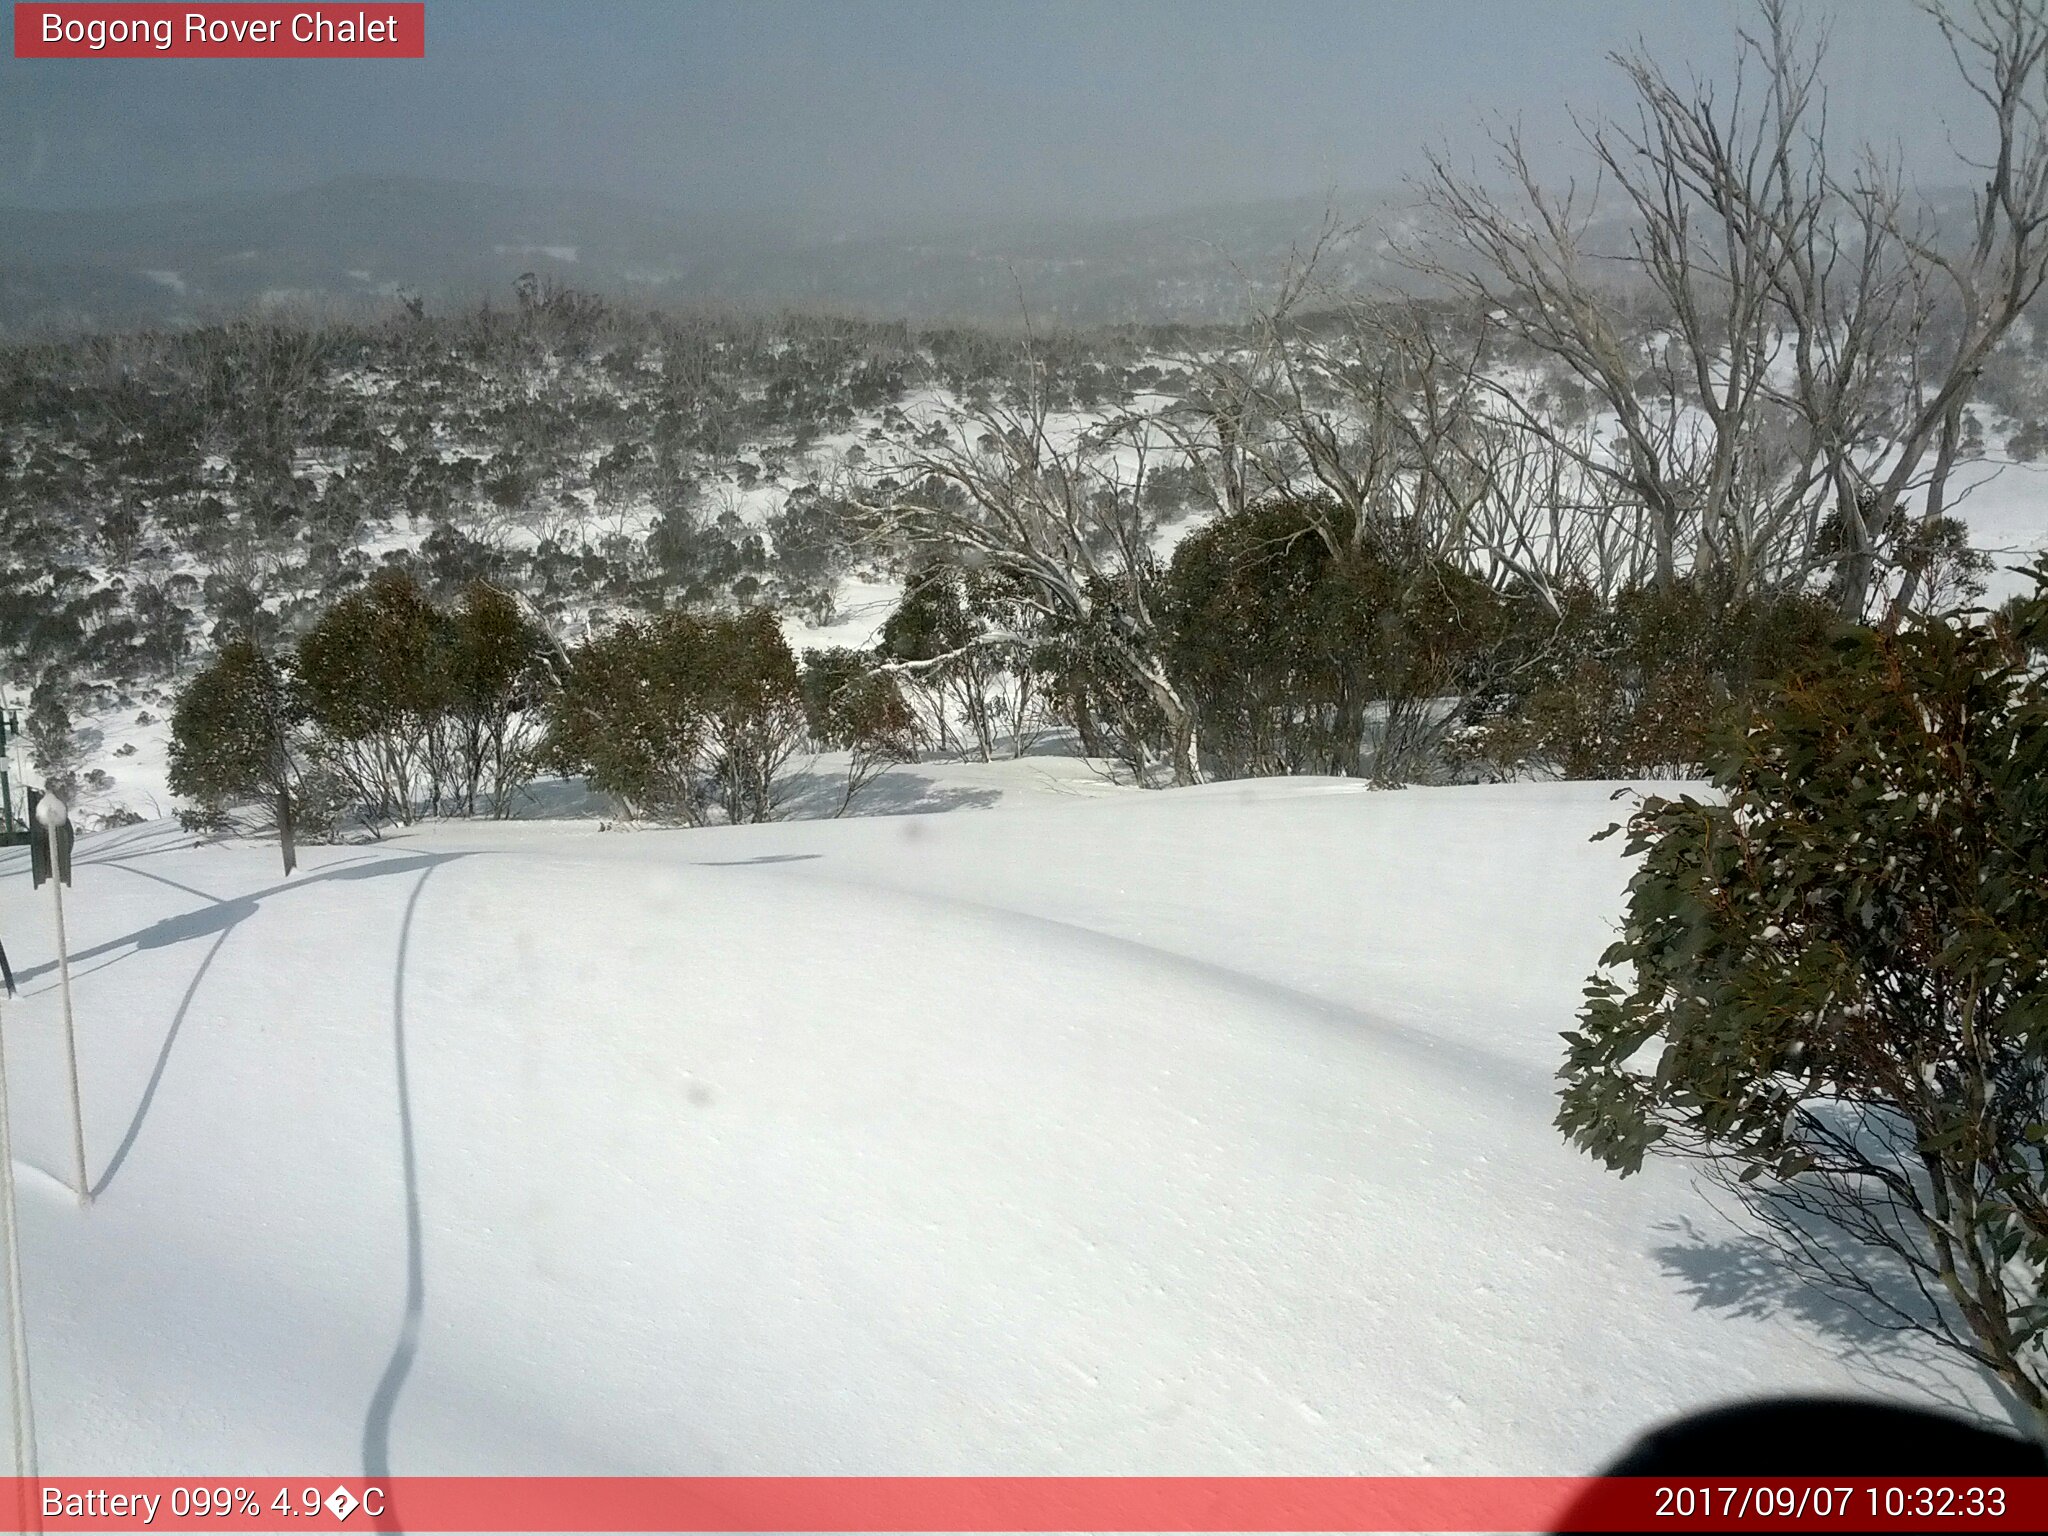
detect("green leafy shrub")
[1559,567,2048,1417]
[549,608,805,825]
[442,583,552,816]
[1463,577,1834,780]
[802,647,918,814]
[1163,497,1502,782]
[294,569,453,821]
[167,636,302,871]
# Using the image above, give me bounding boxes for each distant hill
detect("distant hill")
[0,174,1419,333]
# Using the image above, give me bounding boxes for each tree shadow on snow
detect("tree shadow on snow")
[776,764,1003,820]
[1651,1213,2036,1431]
[363,861,439,1501]
[11,852,456,988]
[55,847,452,1497]
[0,818,194,880]
[89,923,237,1199]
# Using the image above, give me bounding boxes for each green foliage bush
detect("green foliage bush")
[879,563,1007,761]
[801,646,918,814]
[443,583,554,816]
[297,569,462,821]
[1162,496,1503,782]
[548,607,805,825]
[1456,576,1836,781]
[1559,567,2048,1415]
[167,635,301,869]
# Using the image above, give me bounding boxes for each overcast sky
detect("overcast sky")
[0,0,1991,225]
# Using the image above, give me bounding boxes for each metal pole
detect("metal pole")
[0,983,40,1500]
[0,703,14,844]
[49,878,86,1208]
[34,797,87,1209]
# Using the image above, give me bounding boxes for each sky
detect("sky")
[0,0,1993,227]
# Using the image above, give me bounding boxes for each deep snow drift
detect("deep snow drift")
[0,773,2015,1477]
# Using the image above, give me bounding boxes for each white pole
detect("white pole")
[34,797,87,1209]
[0,984,39,1499]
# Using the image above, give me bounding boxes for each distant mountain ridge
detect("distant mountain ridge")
[0,174,1415,333]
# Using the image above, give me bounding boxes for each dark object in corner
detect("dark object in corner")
[1598,1397,2045,1475]
[1554,1397,2045,1533]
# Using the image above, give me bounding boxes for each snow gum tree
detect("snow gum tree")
[546,616,713,824]
[1559,566,2048,1419]
[294,569,453,822]
[1162,494,1504,783]
[699,608,807,825]
[1420,0,2048,622]
[25,675,83,803]
[548,608,806,825]
[854,385,1204,786]
[800,646,918,815]
[166,636,302,874]
[877,563,1042,762]
[444,582,552,817]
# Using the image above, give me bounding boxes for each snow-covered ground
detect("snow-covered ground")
[1952,448,2048,604]
[0,769,2012,1478]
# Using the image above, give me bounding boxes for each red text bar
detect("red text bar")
[3,1477,2046,1532]
[14,4,424,58]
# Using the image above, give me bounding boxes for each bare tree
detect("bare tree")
[1881,0,2048,622]
[1418,130,1700,592]
[854,365,1204,785]
[1417,0,2048,620]
[1156,227,1471,557]
[1162,227,1667,615]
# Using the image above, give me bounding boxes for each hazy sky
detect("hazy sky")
[0,0,1991,225]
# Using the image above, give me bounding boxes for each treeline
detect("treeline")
[167,489,1861,860]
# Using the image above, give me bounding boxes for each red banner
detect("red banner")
[13,4,424,58]
[2,1477,2045,1532]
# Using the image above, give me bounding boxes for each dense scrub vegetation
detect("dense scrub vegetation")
[18,268,2031,827]
[168,567,921,849]
[12,0,2048,827]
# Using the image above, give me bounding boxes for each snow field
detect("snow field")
[0,774,2010,1479]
